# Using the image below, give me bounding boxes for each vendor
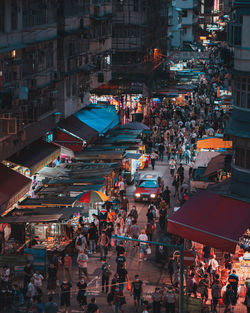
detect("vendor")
[65,221,74,240]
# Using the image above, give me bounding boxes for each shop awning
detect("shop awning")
[202,152,230,177]
[0,164,32,215]
[197,136,232,152]
[74,104,119,134]
[0,214,62,224]
[193,151,220,168]
[19,197,76,208]
[7,139,60,176]
[167,191,250,252]
[58,115,99,144]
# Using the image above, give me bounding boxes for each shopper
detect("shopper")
[138,230,149,262]
[114,287,125,313]
[77,278,87,310]
[87,223,98,254]
[98,230,109,261]
[150,151,158,170]
[77,250,89,280]
[47,263,57,295]
[101,259,112,293]
[211,278,222,313]
[63,253,72,282]
[244,287,250,313]
[164,286,176,313]
[45,296,58,313]
[228,269,239,304]
[117,264,129,292]
[197,273,209,304]
[152,287,162,313]
[60,279,72,313]
[86,297,99,313]
[131,274,143,311]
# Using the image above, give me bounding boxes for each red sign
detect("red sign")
[184,250,195,266]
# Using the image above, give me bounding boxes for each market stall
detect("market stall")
[122,153,141,184]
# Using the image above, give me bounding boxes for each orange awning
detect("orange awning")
[197,137,232,152]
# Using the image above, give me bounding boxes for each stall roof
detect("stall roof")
[101,137,141,145]
[124,153,142,160]
[7,139,60,176]
[58,115,99,143]
[193,151,220,168]
[0,164,32,215]
[37,183,104,196]
[7,206,89,221]
[74,150,125,160]
[120,122,150,130]
[0,214,63,223]
[74,104,119,134]
[168,191,250,253]
[46,177,105,186]
[202,152,230,177]
[19,197,76,208]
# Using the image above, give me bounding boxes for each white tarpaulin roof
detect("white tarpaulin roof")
[194,151,220,168]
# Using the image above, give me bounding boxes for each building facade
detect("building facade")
[0,0,112,161]
[168,0,198,49]
[226,0,250,199]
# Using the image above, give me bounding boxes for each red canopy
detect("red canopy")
[168,191,250,252]
[0,164,31,215]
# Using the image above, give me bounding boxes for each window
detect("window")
[11,0,18,30]
[234,145,250,170]
[233,77,250,108]
[134,0,139,11]
[72,75,77,96]
[228,14,242,46]
[0,0,5,32]
[182,10,188,17]
[66,77,71,98]
[115,0,123,11]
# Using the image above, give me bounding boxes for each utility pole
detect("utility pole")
[112,235,185,313]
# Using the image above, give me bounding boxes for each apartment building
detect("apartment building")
[0,0,111,161]
[168,0,199,49]
[111,0,168,90]
[226,0,250,198]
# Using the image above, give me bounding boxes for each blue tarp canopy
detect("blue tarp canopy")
[74,105,119,134]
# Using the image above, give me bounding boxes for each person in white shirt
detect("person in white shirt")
[33,270,44,288]
[208,255,219,283]
[119,179,125,199]
[27,277,36,310]
[138,230,150,262]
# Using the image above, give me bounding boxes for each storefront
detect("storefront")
[122,153,141,184]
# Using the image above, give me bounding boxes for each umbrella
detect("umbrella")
[77,190,109,203]
[121,122,150,130]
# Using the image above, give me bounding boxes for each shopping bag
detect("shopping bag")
[126,281,131,291]
[218,298,223,305]
[146,247,151,255]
